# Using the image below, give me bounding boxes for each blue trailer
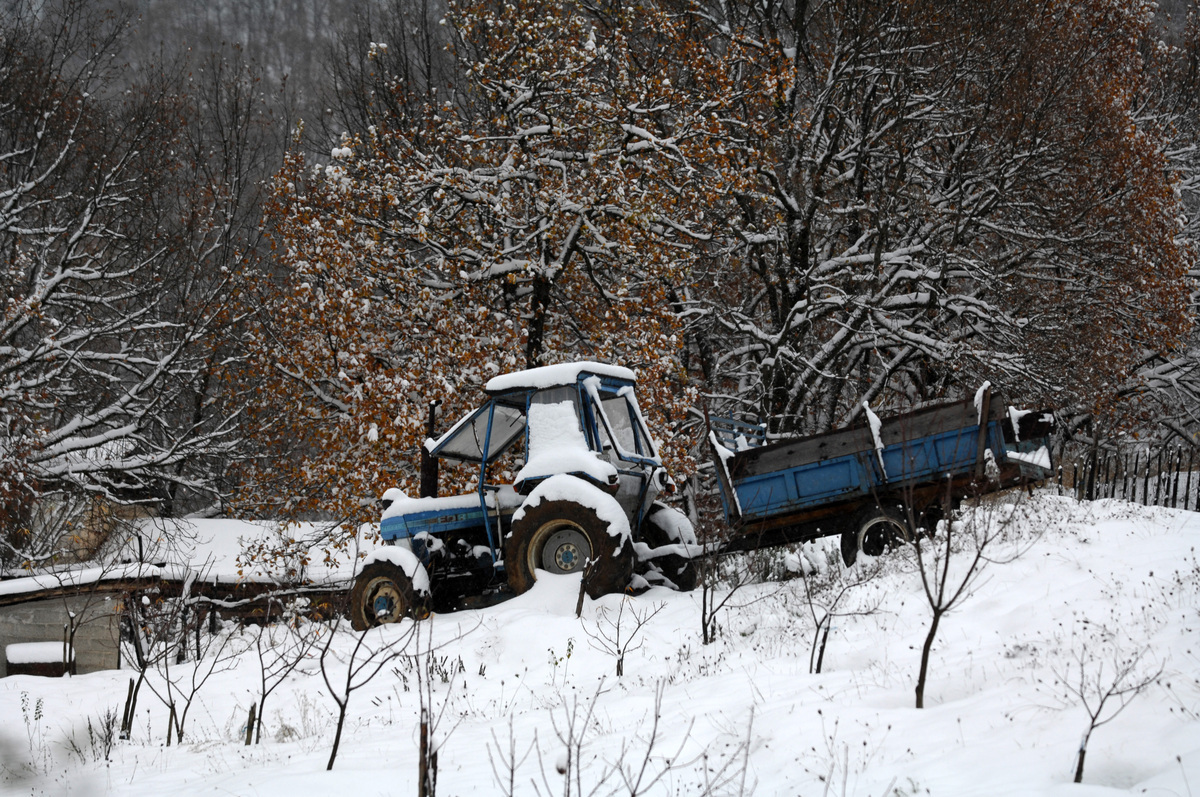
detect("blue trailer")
[709,387,1054,565]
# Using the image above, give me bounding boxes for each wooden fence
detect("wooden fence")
[1060,446,1200,510]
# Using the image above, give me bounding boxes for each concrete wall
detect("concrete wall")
[0,593,124,677]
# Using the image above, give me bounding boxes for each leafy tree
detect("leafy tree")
[241,0,742,520]
[686,0,1192,432]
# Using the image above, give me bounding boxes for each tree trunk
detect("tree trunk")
[915,610,942,708]
[815,623,831,674]
[327,703,348,770]
[1073,732,1091,783]
[524,275,551,368]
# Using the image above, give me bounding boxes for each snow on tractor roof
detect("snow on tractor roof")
[484,361,636,394]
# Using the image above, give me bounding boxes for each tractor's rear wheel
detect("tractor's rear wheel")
[350,561,428,630]
[506,498,633,599]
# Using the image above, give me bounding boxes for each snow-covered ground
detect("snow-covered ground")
[1,490,1198,796]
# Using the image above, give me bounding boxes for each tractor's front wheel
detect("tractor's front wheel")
[350,561,429,630]
[506,497,633,599]
[639,503,698,591]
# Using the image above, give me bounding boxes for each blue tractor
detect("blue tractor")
[350,362,696,629]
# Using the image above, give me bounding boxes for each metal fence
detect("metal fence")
[1059,446,1200,510]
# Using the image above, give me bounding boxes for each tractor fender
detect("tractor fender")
[357,547,431,595]
[510,474,631,546]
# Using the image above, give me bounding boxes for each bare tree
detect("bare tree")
[319,612,418,770]
[0,2,281,531]
[685,0,1191,437]
[490,678,754,797]
[249,598,327,743]
[581,598,665,678]
[1047,625,1165,784]
[912,488,1034,708]
[694,492,768,647]
[792,543,887,674]
[120,585,244,744]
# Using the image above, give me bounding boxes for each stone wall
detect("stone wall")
[0,593,124,677]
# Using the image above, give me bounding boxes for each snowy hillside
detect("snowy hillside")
[1,490,1198,796]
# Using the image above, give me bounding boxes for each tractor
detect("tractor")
[350,362,696,629]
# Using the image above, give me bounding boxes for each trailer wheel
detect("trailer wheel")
[639,503,698,592]
[350,561,428,630]
[841,506,910,566]
[506,498,633,599]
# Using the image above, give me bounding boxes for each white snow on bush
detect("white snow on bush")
[512,474,630,545]
[358,546,431,595]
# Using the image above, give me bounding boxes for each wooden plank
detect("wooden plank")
[974,387,991,478]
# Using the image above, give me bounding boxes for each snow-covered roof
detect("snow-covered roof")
[485,361,636,394]
[0,518,377,597]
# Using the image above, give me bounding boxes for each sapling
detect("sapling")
[694,493,775,645]
[120,582,241,744]
[488,679,753,797]
[580,597,665,676]
[911,487,1032,708]
[413,616,473,797]
[1049,628,1164,783]
[792,540,886,673]
[320,612,418,770]
[250,597,326,743]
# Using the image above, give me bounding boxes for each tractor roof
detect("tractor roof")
[484,361,636,395]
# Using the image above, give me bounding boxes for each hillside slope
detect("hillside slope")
[1,490,1198,796]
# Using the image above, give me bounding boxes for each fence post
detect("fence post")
[1143,453,1151,506]
[1085,440,1099,501]
[1154,449,1165,507]
[1172,448,1182,508]
[1187,448,1195,512]
[245,703,256,746]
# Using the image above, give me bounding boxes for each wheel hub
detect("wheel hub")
[368,580,405,623]
[861,518,905,557]
[540,527,592,574]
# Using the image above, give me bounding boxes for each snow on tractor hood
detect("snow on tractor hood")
[513,399,619,487]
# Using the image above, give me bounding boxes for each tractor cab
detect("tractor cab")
[370,362,682,622]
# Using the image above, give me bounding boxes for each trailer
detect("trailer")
[709,387,1054,565]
